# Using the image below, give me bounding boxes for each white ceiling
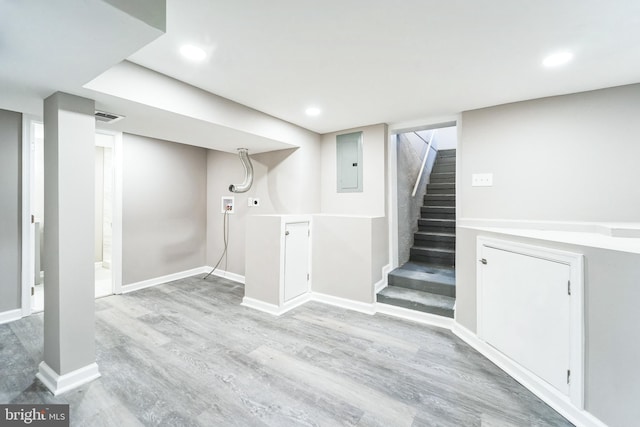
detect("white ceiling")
[0,0,163,115]
[127,0,640,134]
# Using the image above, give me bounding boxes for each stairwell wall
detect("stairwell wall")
[456,83,640,427]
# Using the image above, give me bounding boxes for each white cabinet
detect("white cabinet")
[283,222,310,301]
[477,237,584,408]
[244,215,312,314]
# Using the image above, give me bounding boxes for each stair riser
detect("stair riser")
[387,275,456,297]
[421,213,455,220]
[433,157,456,167]
[411,247,455,260]
[421,207,455,214]
[427,187,456,195]
[376,295,454,318]
[438,148,456,157]
[430,176,455,184]
[410,253,455,267]
[424,196,455,206]
[413,238,456,250]
[431,165,456,173]
[418,221,455,232]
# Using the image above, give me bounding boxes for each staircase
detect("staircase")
[378,149,456,317]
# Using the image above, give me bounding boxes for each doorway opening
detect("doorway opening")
[382,122,458,317]
[30,123,121,312]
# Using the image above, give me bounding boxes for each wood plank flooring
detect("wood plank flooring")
[0,275,573,426]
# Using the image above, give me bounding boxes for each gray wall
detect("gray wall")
[460,84,640,222]
[396,132,435,265]
[207,133,320,277]
[456,84,640,426]
[0,109,21,313]
[122,134,207,284]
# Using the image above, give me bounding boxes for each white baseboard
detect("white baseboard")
[374,263,391,293]
[121,266,209,294]
[36,361,100,396]
[241,297,282,315]
[0,308,22,325]
[311,292,376,315]
[204,267,246,284]
[242,293,311,316]
[451,323,607,427]
[376,303,454,330]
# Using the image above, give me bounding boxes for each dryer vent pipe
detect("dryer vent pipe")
[228,148,253,193]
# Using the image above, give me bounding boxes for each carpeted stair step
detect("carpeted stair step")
[434,156,456,166]
[418,218,456,232]
[413,231,456,249]
[426,183,455,194]
[410,246,455,266]
[424,194,455,206]
[429,172,456,184]
[377,286,455,318]
[421,206,455,220]
[387,262,456,297]
[432,163,456,173]
[437,149,456,158]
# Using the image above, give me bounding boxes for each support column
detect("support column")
[37,92,100,395]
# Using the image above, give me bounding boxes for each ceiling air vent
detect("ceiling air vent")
[94,110,125,124]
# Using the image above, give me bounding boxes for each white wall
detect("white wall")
[434,126,457,150]
[456,83,640,427]
[206,130,320,277]
[122,133,207,284]
[320,124,388,216]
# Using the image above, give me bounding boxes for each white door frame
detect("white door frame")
[21,115,37,316]
[95,129,123,295]
[386,115,460,269]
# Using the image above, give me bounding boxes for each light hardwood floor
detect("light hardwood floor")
[0,275,573,426]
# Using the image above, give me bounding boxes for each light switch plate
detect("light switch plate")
[472,173,493,187]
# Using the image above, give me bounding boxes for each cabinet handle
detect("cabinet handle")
[285,231,290,236]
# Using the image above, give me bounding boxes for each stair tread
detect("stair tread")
[415,231,456,238]
[389,262,455,286]
[420,218,455,223]
[378,286,455,310]
[412,246,455,254]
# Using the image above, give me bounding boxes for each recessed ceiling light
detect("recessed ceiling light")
[305,106,322,116]
[180,44,206,61]
[542,51,573,67]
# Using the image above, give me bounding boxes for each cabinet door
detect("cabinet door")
[284,222,310,301]
[480,246,571,395]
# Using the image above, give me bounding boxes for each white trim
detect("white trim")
[242,293,311,316]
[459,218,640,255]
[0,309,22,325]
[376,303,454,330]
[311,292,376,315]
[389,115,459,134]
[36,361,100,396]
[476,237,584,409]
[21,115,38,318]
[121,266,210,294]
[374,263,392,293]
[388,133,399,269]
[452,323,606,427]
[241,297,282,315]
[205,267,246,284]
[96,130,123,295]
